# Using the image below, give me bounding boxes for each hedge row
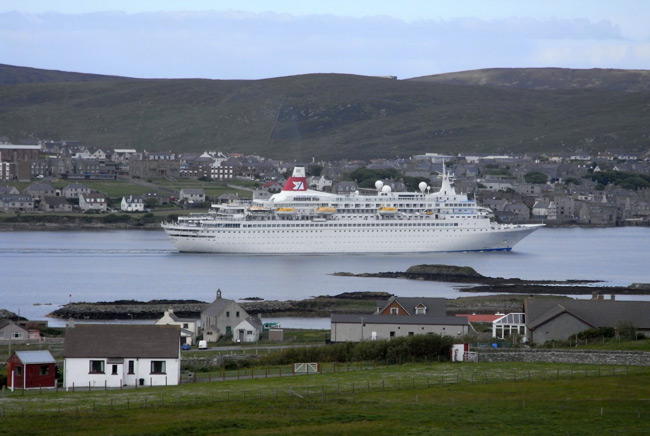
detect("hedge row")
[260,334,455,365]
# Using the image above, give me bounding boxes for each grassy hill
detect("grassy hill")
[1,64,649,160]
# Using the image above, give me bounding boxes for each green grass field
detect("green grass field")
[1,362,648,435]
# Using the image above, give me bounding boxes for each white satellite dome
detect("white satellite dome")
[375,180,384,190]
[418,181,428,192]
[381,185,392,193]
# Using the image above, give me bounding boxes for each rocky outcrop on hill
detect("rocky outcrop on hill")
[0,309,24,320]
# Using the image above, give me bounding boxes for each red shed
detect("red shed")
[7,350,57,390]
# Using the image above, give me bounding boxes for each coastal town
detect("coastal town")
[2,140,650,226]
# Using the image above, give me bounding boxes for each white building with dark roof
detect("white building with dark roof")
[121,195,144,212]
[62,324,181,390]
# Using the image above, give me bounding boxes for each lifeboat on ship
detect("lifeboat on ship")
[378,206,398,215]
[316,206,336,215]
[276,207,296,216]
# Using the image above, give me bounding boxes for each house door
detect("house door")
[124,360,137,387]
[238,329,245,343]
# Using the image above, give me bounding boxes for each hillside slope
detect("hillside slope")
[408,67,650,92]
[1,65,649,160]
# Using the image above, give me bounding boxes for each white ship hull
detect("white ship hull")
[162,221,542,254]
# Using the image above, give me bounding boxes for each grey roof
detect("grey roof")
[526,299,650,330]
[63,324,180,358]
[201,291,244,318]
[377,296,446,317]
[331,313,469,326]
[0,320,28,331]
[15,350,56,364]
[245,316,263,330]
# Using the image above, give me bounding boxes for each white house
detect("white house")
[179,188,205,204]
[155,308,199,345]
[233,316,263,343]
[121,195,145,212]
[79,192,107,212]
[62,324,181,390]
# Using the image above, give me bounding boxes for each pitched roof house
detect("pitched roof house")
[62,324,181,390]
[79,192,107,212]
[201,290,249,343]
[62,182,90,199]
[179,188,205,204]
[41,196,73,212]
[233,316,263,343]
[525,298,650,344]
[0,320,29,341]
[331,296,470,342]
[155,308,199,345]
[375,296,446,317]
[121,195,144,212]
[6,350,57,390]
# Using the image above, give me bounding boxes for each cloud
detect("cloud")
[0,11,644,79]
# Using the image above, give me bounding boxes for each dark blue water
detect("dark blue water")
[1,227,649,324]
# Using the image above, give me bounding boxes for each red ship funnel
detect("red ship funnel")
[282,167,308,191]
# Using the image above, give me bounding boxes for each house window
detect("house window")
[39,365,50,376]
[389,331,395,338]
[15,366,22,376]
[408,332,414,336]
[415,307,426,315]
[390,308,398,315]
[226,311,230,317]
[128,361,135,374]
[236,311,240,317]
[89,360,105,374]
[247,330,253,335]
[11,332,24,339]
[183,323,189,329]
[150,361,166,374]
[112,365,118,375]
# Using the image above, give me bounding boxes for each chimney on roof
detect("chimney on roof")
[217,289,221,299]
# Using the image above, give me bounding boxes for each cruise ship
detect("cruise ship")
[162,166,543,254]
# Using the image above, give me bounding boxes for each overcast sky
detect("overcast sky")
[1,0,649,80]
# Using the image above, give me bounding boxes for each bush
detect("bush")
[577,327,615,340]
[259,333,453,365]
[617,321,637,340]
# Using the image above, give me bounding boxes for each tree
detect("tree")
[616,320,637,340]
[306,165,323,177]
[524,171,548,184]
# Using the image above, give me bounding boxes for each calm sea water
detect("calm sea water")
[1,227,649,326]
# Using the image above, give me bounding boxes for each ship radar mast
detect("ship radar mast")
[438,161,456,196]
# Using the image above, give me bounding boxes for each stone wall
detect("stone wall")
[478,349,650,366]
